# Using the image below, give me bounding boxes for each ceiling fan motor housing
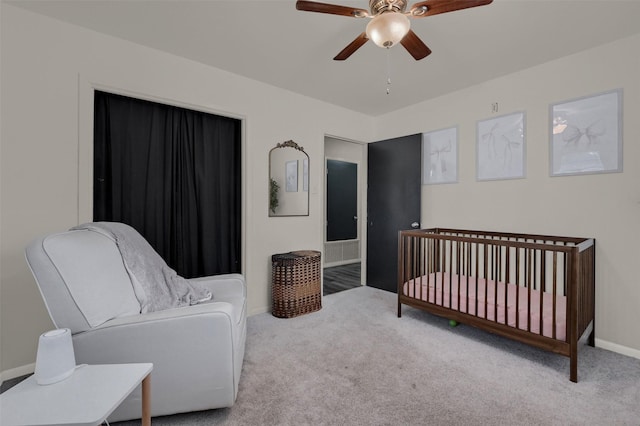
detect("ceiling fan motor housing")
[369,0,408,15]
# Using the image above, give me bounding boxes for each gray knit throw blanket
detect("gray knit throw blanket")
[71,222,212,313]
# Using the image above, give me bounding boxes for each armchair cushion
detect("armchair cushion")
[37,230,140,328]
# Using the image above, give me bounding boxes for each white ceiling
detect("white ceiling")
[8,0,640,116]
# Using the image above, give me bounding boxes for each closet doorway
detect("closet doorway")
[93,90,242,278]
[323,137,365,295]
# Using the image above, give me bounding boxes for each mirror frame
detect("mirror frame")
[268,140,310,217]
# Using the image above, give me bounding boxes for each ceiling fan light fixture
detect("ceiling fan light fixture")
[366,12,411,48]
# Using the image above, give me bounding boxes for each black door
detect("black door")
[367,134,422,293]
[326,159,358,241]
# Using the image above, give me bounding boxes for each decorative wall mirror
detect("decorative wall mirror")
[269,140,309,217]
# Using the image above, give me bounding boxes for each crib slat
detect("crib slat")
[415,236,420,301]
[427,238,431,304]
[448,239,453,308]
[527,248,532,332]
[515,247,520,330]
[505,246,510,327]
[553,251,558,340]
[466,242,471,314]
[484,243,489,320]
[456,241,461,312]
[406,236,412,300]
[564,248,569,342]
[494,244,499,323]
[540,250,546,336]
[416,237,420,280]
[564,252,568,296]
[475,242,479,317]
[421,237,424,299]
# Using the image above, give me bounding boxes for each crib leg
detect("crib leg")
[570,346,578,383]
[397,301,402,318]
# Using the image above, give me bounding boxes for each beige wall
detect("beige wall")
[0,5,374,377]
[374,33,640,357]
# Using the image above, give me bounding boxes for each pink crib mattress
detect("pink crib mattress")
[403,272,567,341]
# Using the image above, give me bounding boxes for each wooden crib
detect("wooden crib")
[398,228,595,382]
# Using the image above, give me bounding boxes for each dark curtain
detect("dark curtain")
[93,90,241,278]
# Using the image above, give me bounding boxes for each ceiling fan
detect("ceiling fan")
[296,0,493,61]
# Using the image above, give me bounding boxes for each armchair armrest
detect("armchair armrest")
[88,300,237,329]
[189,273,246,299]
[73,301,239,367]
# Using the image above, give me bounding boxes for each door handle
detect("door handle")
[353,216,358,221]
[411,222,420,229]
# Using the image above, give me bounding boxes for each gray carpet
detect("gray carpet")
[117,286,640,425]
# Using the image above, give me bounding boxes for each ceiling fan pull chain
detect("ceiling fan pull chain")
[386,48,392,95]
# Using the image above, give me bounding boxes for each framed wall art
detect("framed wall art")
[550,89,622,176]
[477,111,526,181]
[422,126,458,185]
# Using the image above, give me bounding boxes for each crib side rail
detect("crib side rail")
[420,227,591,246]
[402,229,592,252]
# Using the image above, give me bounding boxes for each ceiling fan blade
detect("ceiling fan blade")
[334,33,369,60]
[400,30,432,60]
[410,0,493,17]
[296,1,370,18]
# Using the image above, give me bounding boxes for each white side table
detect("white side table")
[0,363,153,426]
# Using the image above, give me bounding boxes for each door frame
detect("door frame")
[323,136,367,285]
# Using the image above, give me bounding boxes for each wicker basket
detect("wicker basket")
[271,250,321,318]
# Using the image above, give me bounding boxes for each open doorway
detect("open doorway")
[324,136,365,295]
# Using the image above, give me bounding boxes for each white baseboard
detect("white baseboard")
[1,362,35,383]
[595,338,640,360]
[248,306,270,316]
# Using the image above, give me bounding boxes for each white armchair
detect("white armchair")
[25,224,246,422]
